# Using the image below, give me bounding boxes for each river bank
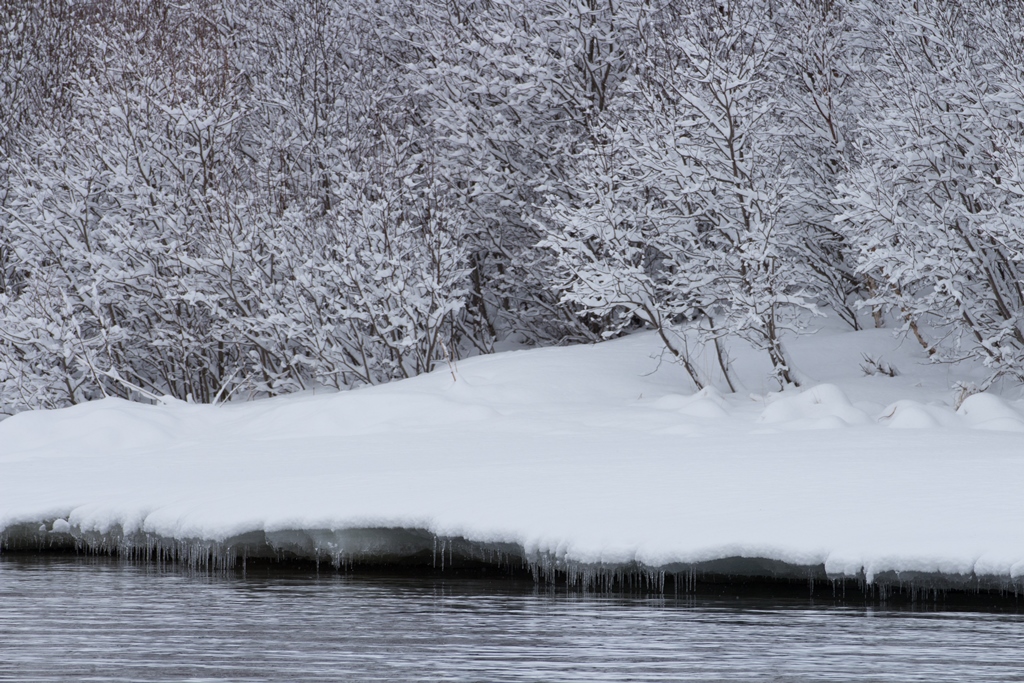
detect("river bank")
[3,326,1024,599]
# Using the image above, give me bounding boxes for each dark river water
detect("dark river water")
[1,556,1022,682]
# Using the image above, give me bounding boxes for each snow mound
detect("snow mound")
[652,387,730,419]
[0,397,202,457]
[956,393,1024,432]
[878,400,958,429]
[680,386,731,418]
[758,384,871,430]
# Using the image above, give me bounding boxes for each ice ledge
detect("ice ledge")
[3,521,1022,596]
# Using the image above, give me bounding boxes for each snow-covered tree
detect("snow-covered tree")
[773,0,865,329]
[0,0,469,408]
[418,0,648,346]
[227,0,470,391]
[836,0,1024,382]
[0,0,256,406]
[546,0,819,389]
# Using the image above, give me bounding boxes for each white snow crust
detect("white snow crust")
[2,325,1023,588]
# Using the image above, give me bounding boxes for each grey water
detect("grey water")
[1,557,1022,682]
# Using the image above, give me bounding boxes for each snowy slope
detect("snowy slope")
[2,327,1024,588]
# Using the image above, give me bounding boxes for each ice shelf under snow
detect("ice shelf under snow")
[2,325,1024,590]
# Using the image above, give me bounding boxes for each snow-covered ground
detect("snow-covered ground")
[2,324,1024,589]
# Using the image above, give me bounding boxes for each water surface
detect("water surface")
[1,557,1022,682]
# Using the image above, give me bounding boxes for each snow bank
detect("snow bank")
[2,328,1023,591]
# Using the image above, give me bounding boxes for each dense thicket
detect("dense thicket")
[2,0,1023,411]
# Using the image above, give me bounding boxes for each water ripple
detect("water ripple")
[1,558,1022,682]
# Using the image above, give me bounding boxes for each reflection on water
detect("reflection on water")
[1,556,1022,682]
